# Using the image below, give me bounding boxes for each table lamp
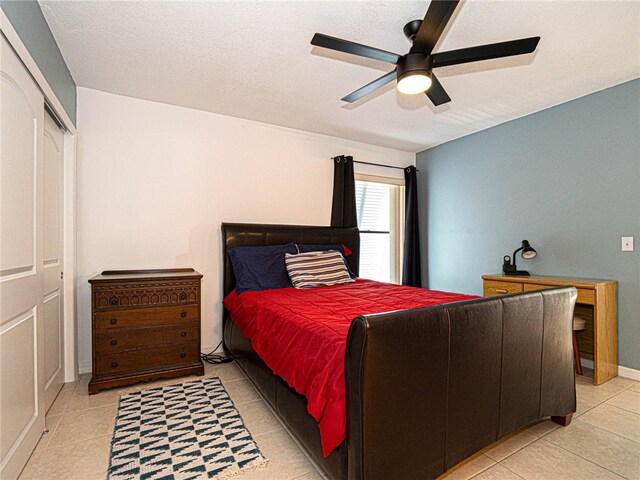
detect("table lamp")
[503,240,537,276]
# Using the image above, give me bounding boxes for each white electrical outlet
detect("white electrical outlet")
[621,236,634,252]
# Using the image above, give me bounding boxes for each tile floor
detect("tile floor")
[18,363,639,480]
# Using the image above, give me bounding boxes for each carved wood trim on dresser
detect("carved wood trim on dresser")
[88,269,204,394]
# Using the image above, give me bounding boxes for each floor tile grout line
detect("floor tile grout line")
[601,402,640,419]
[46,425,117,451]
[469,454,496,478]
[603,392,640,416]
[576,416,640,446]
[538,436,631,479]
[57,402,120,416]
[483,434,538,463]
[40,433,114,452]
[577,388,628,407]
[236,398,264,407]
[473,461,527,480]
[603,402,640,416]
[251,426,285,438]
[289,469,325,480]
[574,402,640,447]
[619,383,634,392]
[496,457,535,480]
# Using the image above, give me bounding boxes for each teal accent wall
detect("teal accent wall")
[416,79,640,370]
[1,0,76,124]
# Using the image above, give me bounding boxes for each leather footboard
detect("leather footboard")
[345,287,577,480]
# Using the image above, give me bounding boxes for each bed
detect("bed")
[221,223,577,480]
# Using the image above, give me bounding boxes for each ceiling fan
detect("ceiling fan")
[310,0,540,106]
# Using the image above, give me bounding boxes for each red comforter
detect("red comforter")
[223,279,477,456]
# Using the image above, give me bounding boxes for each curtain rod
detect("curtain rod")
[331,157,417,172]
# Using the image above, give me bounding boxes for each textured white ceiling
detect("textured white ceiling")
[41,1,640,152]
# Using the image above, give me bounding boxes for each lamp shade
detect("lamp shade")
[520,240,537,259]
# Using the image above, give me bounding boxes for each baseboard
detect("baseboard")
[619,365,640,381]
[78,362,92,375]
[201,345,225,355]
[581,359,640,381]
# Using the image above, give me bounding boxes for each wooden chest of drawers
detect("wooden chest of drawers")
[88,269,204,394]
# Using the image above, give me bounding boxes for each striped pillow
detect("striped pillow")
[285,250,355,289]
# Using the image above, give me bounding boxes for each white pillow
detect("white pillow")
[285,250,355,289]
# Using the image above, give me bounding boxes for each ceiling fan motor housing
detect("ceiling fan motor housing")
[403,19,423,42]
[397,53,432,82]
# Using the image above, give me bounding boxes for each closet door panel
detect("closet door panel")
[0,55,36,275]
[0,36,46,480]
[42,113,65,410]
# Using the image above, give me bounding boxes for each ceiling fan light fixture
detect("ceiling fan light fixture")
[396,53,432,95]
[397,72,432,95]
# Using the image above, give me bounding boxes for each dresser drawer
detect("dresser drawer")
[95,322,199,353]
[95,343,200,377]
[484,280,523,296]
[95,304,199,329]
[93,280,200,311]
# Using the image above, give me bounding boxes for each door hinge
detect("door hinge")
[60,272,64,279]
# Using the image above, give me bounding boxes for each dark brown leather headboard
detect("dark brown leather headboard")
[221,223,360,300]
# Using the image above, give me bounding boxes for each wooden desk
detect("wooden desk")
[482,274,618,385]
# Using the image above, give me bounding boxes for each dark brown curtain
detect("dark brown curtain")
[330,155,357,228]
[402,166,421,287]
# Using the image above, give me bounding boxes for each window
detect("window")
[355,175,404,283]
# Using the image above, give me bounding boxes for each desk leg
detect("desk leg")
[594,283,618,385]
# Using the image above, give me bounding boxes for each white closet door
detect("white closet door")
[43,113,65,411]
[0,36,46,479]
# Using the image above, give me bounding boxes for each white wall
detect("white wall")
[76,87,414,372]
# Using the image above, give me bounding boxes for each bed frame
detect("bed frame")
[221,223,577,480]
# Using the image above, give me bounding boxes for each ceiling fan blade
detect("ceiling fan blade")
[410,0,460,54]
[431,37,540,68]
[425,74,451,106]
[311,33,400,65]
[341,70,397,103]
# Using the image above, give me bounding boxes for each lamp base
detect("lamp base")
[504,270,531,276]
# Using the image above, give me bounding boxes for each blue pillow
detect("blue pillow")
[228,243,298,294]
[295,243,357,278]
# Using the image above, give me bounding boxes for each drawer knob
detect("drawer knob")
[180,292,187,301]
[110,339,118,346]
[180,331,187,337]
[180,310,187,318]
[180,352,186,359]
[111,362,118,368]
[110,316,117,325]
[495,288,508,294]
[110,297,118,306]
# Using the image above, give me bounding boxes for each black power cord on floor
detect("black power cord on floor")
[201,340,234,365]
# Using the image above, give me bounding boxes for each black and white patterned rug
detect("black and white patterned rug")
[108,377,268,479]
